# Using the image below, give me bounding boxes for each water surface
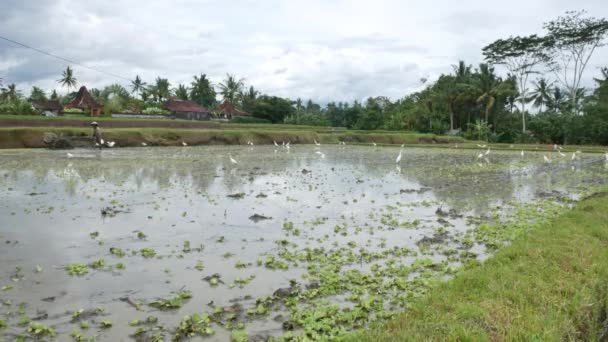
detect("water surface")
[0,145,606,341]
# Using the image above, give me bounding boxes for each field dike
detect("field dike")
[0,127,462,149]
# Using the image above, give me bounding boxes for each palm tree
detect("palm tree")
[190,74,216,107]
[528,78,553,112]
[175,84,189,100]
[154,77,171,102]
[57,66,77,93]
[1,84,22,102]
[130,75,146,98]
[294,98,303,112]
[548,87,566,113]
[218,74,244,103]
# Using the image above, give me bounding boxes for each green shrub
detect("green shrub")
[230,116,272,124]
[0,99,37,115]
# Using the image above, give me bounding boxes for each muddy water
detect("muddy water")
[0,145,606,341]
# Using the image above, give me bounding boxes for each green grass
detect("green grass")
[0,127,463,148]
[345,191,608,342]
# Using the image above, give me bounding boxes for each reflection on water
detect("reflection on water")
[0,145,605,341]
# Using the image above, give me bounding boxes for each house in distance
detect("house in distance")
[31,100,62,116]
[64,86,103,116]
[164,100,212,120]
[216,100,250,120]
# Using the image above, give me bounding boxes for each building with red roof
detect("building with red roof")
[164,100,211,120]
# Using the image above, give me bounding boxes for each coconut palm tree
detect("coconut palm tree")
[130,75,146,98]
[547,87,566,113]
[154,77,171,102]
[175,84,189,100]
[528,78,553,112]
[218,74,244,103]
[0,83,21,102]
[57,66,77,93]
[189,74,216,107]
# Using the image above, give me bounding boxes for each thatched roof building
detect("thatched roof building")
[65,86,103,116]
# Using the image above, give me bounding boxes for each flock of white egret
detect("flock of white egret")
[67,139,608,166]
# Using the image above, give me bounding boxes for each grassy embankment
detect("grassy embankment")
[345,191,608,342]
[0,115,606,151]
[0,126,462,149]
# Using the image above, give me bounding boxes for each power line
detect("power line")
[0,35,133,83]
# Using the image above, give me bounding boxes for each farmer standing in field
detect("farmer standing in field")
[91,121,103,148]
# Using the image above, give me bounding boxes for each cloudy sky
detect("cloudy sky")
[1,0,607,103]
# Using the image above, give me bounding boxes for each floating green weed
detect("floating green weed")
[28,322,56,337]
[149,291,192,310]
[140,248,156,258]
[173,313,214,340]
[66,263,88,276]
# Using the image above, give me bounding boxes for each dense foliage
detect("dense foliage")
[1,10,607,144]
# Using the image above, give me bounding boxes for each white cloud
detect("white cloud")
[1,0,607,102]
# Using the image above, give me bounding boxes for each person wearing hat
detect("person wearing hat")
[91,122,103,148]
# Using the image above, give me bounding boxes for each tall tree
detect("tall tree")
[483,35,549,131]
[239,85,259,112]
[130,75,146,98]
[57,66,77,93]
[189,74,216,107]
[50,90,59,100]
[153,77,171,102]
[218,74,244,103]
[547,87,567,112]
[528,78,553,112]
[543,10,608,112]
[0,84,22,102]
[29,86,47,102]
[175,84,189,100]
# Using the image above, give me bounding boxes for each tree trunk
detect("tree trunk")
[522,111,526,133]
[450,112,454,131]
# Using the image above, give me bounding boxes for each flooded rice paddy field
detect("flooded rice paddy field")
[0,145,606,341]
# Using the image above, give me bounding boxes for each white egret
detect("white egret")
[543,155,551,163]
[477,153,484,159]
[141,142,147,146]
[477,144,486,148]
[314,140,321,146]
[229,154,238,164]
[100,139,105,145]
[558,151,566,157]
[106,141,115,147]
[605,152,608,161]
[67,152,74,158]
[286,142,290,147]
[182,141,188,146]
[520,150,524,157]
[372,142,377,147]
[571,152,576,160]
[401,144,405,148]
[485,148,490,156]
[274,141,279,147]
[396,150,402,164]
[315,151,325,158]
